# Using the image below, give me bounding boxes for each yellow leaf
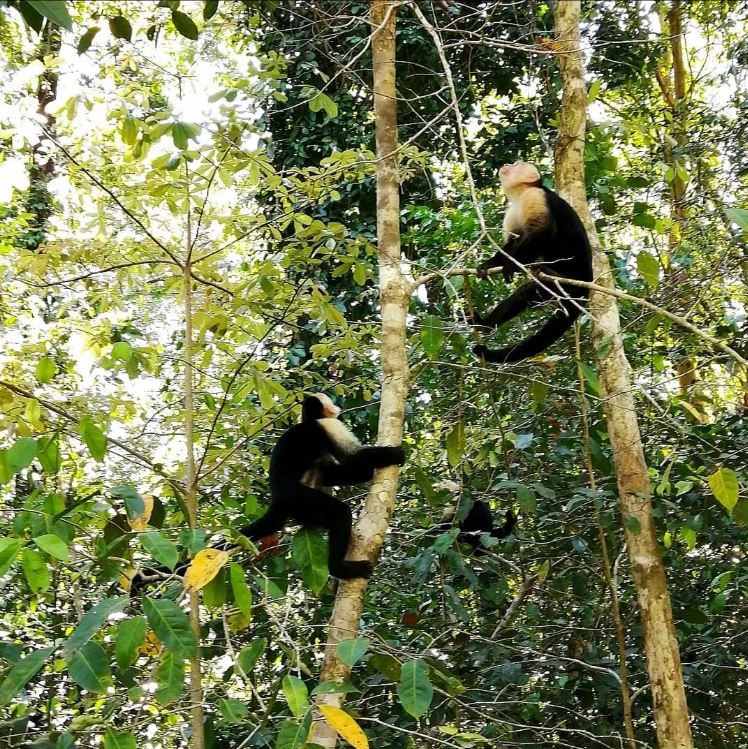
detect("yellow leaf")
[129,493,154,531]
[183,548,230,592]
[319,704,369,749]
[138,629,161,656]
[119,567,135,592]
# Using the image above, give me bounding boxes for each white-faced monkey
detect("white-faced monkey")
[472,161,593,363]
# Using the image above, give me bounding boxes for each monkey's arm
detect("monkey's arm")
[321,446,405,486]
[478,234,547,280]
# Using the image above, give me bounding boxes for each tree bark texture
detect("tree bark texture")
[553,2,694,748]
[312,2,407,745]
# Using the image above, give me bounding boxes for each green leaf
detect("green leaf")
[578,361,601,395]
[0,538,22,577]
[26,0,72,30]
[516,484,536,513]
[282,674,309,718]
[237,638,267,675]
[292,529,329,594]
[586,79,601,103]
[171,121,201,149]
[275,711,312,749]
[398,658,433,719]
[203,0,218,20]
[22,548,50,594]
[370,653,402,680]
[154,650,185,705]
[230,562,252,618]
[0,647,54,706]
[35,356,57,383]
[34,533,69,562]
[104,730,136,749]
[112,341,133,361]
[63,597,128,658]
[337,638,369,667]
[115,616,147,670]
[77,26,100,54]
[78,418,107,462]
[140,531,179,570]
[446,422,465,468]
[17,1,44,32]
[218,697,249,724]
[109,15,132,41]
[113,484,144,519]
[624,516,641,534]
[143,597,196,657]
[725,207,748,231]
[36,436,61,475]
[309,91,338,118]
[420,314,444,358]
[708,468,739,512]
[68,641,110,693]
[7,438,37,473]
[172,9,199,39]
[636,250,660,288]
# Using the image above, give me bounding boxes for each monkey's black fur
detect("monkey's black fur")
[474,183,592,363]
[234,396,404,579]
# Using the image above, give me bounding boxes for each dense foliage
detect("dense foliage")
[0,2,745,748]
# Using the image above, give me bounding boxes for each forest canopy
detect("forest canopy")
[0,2,745,749]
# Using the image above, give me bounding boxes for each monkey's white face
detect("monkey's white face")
[499,161,541,192]
[314,393,341,419]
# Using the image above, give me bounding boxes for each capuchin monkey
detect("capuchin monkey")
[441,498,517,552]
[231,393,404,579]
[130,395,404,594]
[472,161,593,363]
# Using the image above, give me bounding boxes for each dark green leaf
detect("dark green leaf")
[36,436,61,475]
[26,0,72,30]
[17,1,44,32]
[140,531,179,570]
[292,529,328,594]
[77,26,100,54]
[171,9,198,39]
[275,711,312,749]
[68,641,110,693]
[109,15,132,41]
[203,0,218,20]
[0,647,54,706]
[63,597,128,658]
[624,516,641,534]
[78,418,107,461]
[154,650,185,705]
[218,697,248,724]
[143,597,196,657]
[115,616,147,670]
[237,638,267,674]
[230,562,252,618]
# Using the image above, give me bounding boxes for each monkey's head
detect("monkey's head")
[301,393,341,421]
[499,161,542,195]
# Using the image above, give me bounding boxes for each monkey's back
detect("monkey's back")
[541,186,592,282]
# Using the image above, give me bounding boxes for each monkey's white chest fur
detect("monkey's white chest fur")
[319,418,362,455]
[503,187,548,239]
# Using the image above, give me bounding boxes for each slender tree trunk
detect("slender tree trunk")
[553,3,693,747]
[312,2,407,745]
[184,205,206,748]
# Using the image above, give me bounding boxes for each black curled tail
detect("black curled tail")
[475,294,586,364]
[491,509,517,540]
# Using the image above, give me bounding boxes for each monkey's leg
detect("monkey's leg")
[291,488,373,579]
[476,282,547,328]
[322,446,405,486]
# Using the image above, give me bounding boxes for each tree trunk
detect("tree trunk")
[312,2,408,745]
[553,2,694,747]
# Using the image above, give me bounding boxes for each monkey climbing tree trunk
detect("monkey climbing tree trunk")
[311,2,407,746]
[553,2,694,748]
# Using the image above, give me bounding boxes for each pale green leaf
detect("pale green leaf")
[35,356,57,383]
[34,533,69,562]
[6,438,37,473]
[115,616,147,670]
[282,674,309,718]
[708,468,739,512]
[636,250,660,288]
[0,538,22,576]
[237,638,267,675]
[218,697,248,724]
[22,548,50,594]
[292,529,328,594]
[103,730,136,749]
[420,314,444,358]
[337,638,369,667]
[446,422,465,468]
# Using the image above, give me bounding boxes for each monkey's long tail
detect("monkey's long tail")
[475,292,587,364]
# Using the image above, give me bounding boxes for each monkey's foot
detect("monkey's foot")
[334,560,373,580]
